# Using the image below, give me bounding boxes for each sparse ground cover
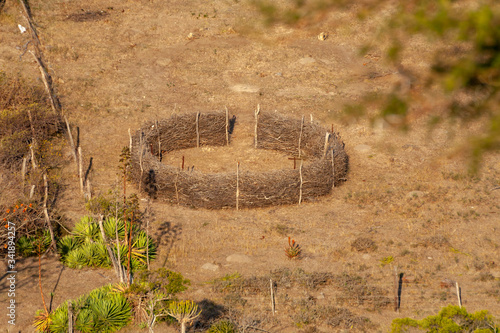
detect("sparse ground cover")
[0,0,499,332]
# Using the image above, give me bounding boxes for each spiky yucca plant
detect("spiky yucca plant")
[43,285,132,333]
[73,216,100,243]
[33,309,51,333]
[58,217,156,270]
[17,230,51,257]
[57,235,80,259]
[103,216,126,240]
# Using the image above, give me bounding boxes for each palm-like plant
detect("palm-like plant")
[131,231,157,264]
[73,216,100,243]
[59,216,155,270]
[46,302,69,333]
[33,309,51,332]
[57,235,80,259]
[103,217,126,240]
[42,285,132,333]
[17,230,52,257]
[90,294,132,332]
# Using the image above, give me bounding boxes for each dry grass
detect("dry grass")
[1,0,500,331]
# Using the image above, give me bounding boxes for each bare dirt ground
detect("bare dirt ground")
[1,0,499,332]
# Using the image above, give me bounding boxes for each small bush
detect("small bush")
[58,216,156,270]
[17,230,52,257]
[44,285,132,333]
[333,272,391,309]
[285,237,302,259]
[351,237,377,253]
[0,75,62,168]
[391,305,499,332]
[208,319,237,333]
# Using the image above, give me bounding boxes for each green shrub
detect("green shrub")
[208,319,237,333]
[46,285,132,333]
[391,305,499,333]
[58,216,156,270]
[16,230,51,257]
[57,235,80,259]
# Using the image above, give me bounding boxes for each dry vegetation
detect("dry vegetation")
[130,111,348,208]
[0,0,499,332]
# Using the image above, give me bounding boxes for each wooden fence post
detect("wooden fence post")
[174,171,180,205]
[139,132,144,191]
[331,148,335,189]
[393,266,399,312]
[21,156,27,186]
[29,185,35,199]
[128,128,132,153]
[225,106,229,146]
[270,279,276,315]
[68,301,73,333]
[298,115,304,158]
[196,112,200,148]
[43,173,57,252]
[27,110,38,170]
[298,160,303,205]
[63,115,78,168]
[236,162,240,210]
[78,147,84,194]
[254,105,260,148]
[456,282,462,308]
[155,120,161,161]
[323,132,330,158]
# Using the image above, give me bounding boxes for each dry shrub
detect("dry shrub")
[67,10,109,22]
[269,268,334,290]
[0,75,65,252]
[0,75,62,168]
[211,274,269,296]
[130,111,348,209]
[351,237,377,253]
[292,299,375,331]
[333,272,391,309]
[323,307,374,330]
[420,235,450,249]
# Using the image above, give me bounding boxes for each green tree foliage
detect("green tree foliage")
[254,0,500,170]
[386,0,500,170]
[391,305,499,333]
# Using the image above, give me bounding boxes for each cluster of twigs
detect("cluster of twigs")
[256,112,326,159]
[130,110,348,209]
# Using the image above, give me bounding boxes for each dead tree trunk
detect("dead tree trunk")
[43,174,57,252]
[98,215,121,280]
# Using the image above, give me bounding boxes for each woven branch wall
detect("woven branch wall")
[130,111,348,209]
